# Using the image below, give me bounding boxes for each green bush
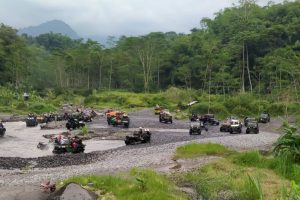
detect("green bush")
[84,95,100,106]
[28,102,56,114]
[15,101,28,110]
[175,143,231,159]
[190,102,209,114]
[232,151,265,168]
[243,175,264,200]
[267,103,286,116]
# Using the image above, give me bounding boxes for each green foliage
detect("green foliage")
[174,143,231,159]
[28,102,56,114]
[281,181,300,200]
[231,150,300,182]
[60,169,187,200]
[80,126,89,136]
[273,124,300,163]
[1,1,300,95]
[244,175,264,200]
[183,159,286,200]
[232,151,265,167]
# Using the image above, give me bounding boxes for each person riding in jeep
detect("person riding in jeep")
[134,127,143,136]
[190,113,198,121]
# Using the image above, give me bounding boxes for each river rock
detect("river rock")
[60,183,96,200]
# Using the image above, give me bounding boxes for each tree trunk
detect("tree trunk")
[157,59,160,89]
[109,59,113,91]
[87,67,90,90]
[242,43,245,92]
[246,45,252,92]
[138,44,153,93]
[98,54,103,89]
[208,68,211,114]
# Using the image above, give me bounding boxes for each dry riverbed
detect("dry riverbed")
[0,109,283,200]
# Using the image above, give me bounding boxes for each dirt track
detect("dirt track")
[0,109,283,200]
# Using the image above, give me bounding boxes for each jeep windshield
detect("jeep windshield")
[248,122,257,127]
[246,118,256,122]
[190,121,200,126]
[260,114,268,118]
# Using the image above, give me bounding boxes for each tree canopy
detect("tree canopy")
[1,0,300,95]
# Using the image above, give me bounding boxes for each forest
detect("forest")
[0,0,300,98]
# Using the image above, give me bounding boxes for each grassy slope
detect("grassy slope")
[174,143,300,200]
[174,143,232,159]
[60,169,187,200]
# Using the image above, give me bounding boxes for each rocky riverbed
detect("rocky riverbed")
[0,109,283,199]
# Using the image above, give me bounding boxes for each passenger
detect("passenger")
[57,133,63,144]
[111,116,116,125]
[139,127,143,134]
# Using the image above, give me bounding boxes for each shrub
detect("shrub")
[243,175,264,200]
[15,101,28,110]
[232,151,265,168]
[28,102,56,114]
[84,95,100,106]
[80,126,89,136]
[267,103,286,116]
[273,124,300,162]
[175,143,231,159]
[231,106,254,118]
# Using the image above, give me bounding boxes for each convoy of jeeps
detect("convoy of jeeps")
[0,101,271,154]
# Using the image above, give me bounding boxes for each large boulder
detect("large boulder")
[53,183,96,200]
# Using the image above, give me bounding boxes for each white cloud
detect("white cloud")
[0,0,287,37]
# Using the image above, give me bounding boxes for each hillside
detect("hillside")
[19,19,79,39]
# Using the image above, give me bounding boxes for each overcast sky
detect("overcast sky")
[0,0,287,38]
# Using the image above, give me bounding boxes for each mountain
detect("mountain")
[19,20,79,39]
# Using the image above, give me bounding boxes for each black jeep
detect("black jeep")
[246,121,259,134]
[200,114,219,126]
[258,113,270,123]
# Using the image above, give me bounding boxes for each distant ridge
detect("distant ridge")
[19,19,79,39]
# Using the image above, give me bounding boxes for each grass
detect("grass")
[173,143,300,199]
[174,143,232,159]
[60,169,187,200]
[182,159,289,200]
[231,151,300,182]
[1,86,300,118]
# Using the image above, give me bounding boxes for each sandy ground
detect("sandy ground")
[0,122,125,158]
[0,110,284,200]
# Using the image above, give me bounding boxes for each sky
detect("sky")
[0,0,287,39]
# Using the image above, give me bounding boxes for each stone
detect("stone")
[60,183,95,200]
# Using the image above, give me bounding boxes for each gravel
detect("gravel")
[0,109,282,189]
[0,131,280,188]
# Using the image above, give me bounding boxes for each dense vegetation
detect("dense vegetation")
[1,0,300,97]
